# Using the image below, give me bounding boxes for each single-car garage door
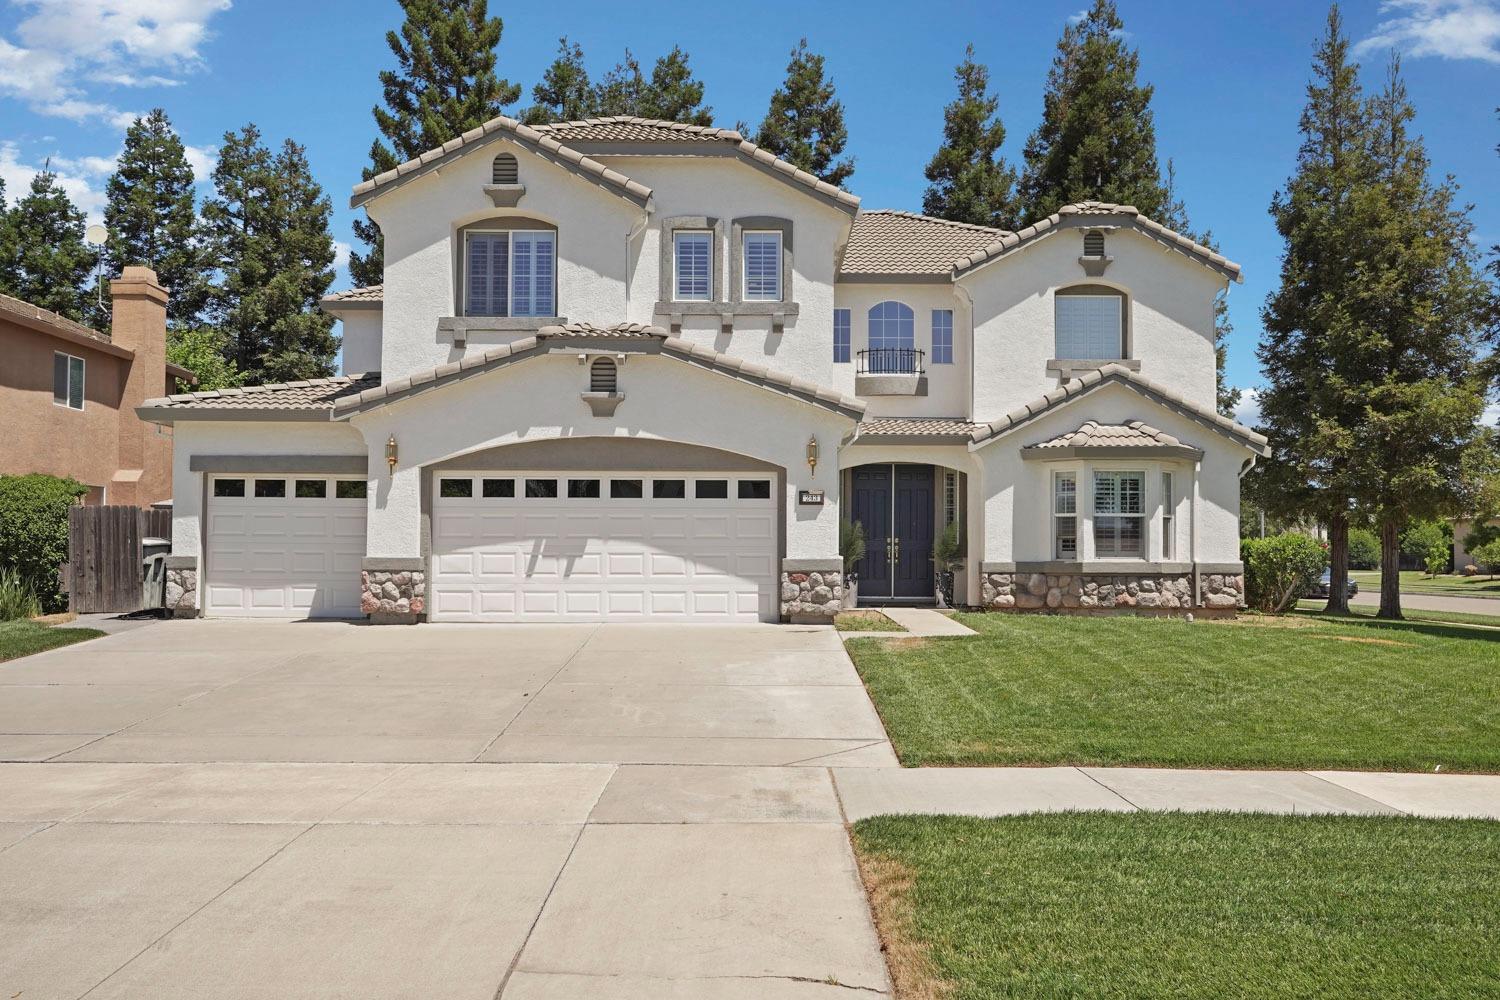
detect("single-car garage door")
[430,471,777,622]
[204,475,367,618]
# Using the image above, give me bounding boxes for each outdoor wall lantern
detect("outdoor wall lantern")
[806,435,819,475]
[385,434,398,471]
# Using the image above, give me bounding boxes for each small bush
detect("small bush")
[1463,564,1479,576]
[0,474,87,614]
[1241,532,1327,614]
[1471,540,1500,580]
[841,518,867,575]
[0,568,41,621]
[1346,528,1380,570]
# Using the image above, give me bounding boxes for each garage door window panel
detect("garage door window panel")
[214,478,246,498]
[294,479,327,499]
[483,478,515,498]
[653,479,686,499]
[440,478,473,498]
[526,478,559,498]
[696,479,729,499]
[336,480,367,500]
[254,479,287,499]
[568,479,601,499]
[738,479,771,500]
[611,479,644,499]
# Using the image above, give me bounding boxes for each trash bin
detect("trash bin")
[142,536,170,611]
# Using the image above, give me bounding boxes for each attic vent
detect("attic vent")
[492,153,518,185]
[590,357,618,393]
[1083,231,1106,257]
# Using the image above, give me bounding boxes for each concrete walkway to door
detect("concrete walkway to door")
[0,620,896,999]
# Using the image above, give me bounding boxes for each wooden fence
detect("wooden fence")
[64,506,171,614]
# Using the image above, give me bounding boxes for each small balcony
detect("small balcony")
[856,348,927,396]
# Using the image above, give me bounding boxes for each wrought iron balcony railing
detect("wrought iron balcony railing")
[856,347,925,376]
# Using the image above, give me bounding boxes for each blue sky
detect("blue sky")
[2,0,1497,420]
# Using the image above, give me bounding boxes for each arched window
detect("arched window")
[1083,230,1106,257]
[590,357,618,394]
[867,301,916,373]
[1054,285,1125,360]
[492,152,518,185]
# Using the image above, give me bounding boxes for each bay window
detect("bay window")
[1161,472,1175,559]
[464,230,556,317]
[1093,470,1144,557]
[1053,472,1077,559]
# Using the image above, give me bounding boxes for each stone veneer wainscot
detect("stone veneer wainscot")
[360,560,426,624]
[982,568,1244,613]
[781,560,844,623]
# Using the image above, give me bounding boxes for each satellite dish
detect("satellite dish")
[84,224,108,246]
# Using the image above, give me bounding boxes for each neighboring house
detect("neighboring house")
[2,267,189,506]
[142,116,1267,624]
[1453,518,1498,570]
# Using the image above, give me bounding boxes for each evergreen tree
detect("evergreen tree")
[1251,5,1375,614]
[1345,56,1493,619]
[351,0,521,287]
[1017,0,1168,224]
[1162,160,1241,417]
[102,108,208,325]
[921,45,1018,229]
[752,38,854,187]
[202,125,338,384]
[522,37,595,124]
[3,170,96,321]
[592,46,713,124]
[0,178,16,299]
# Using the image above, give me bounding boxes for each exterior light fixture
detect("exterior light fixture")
[385,434,398,471]
[806,435,819,475]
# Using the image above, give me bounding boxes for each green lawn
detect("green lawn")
[846,612,1500,771]
[1351,569,1500,598]
[834,610,907,632]
[853,813,1500,1000]
[0,619,103,662]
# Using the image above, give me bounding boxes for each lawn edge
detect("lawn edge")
[850,827,956,1000]
[0,623,106,664]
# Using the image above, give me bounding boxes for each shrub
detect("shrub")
[840,519,866,576]
[1241,532,1327,614]
[0,474,87,614]
[1346,528,1380,570]
[1471,540,1500,580]
[0,568,41,621]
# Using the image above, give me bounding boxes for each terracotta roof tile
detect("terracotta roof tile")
[1029,419,1186,449]
[537,321,666,339]
[141,372,381,411]
[321,284,383,303]
[0,292,113,347]
[855,416,978,440]
[841,211,1007,278]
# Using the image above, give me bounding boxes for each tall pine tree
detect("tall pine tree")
[3,170,96,321]
[921,45,1018,229]
[1346,56,1493,619]
[202,125,338,384]
[751,39,854,187]
[350,0,521,287]
[102,108,208,325]
[1017,0,1167,224]
[1251,5,1376,614]
[522,37,594,124]
[0,178,16,299]
[591,46,712,124]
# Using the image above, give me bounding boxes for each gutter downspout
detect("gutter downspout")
[624,208,649,311]
[1191,460,1201,610]
[953,279,979,602]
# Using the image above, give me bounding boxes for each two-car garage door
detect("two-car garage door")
[430,471,778,622]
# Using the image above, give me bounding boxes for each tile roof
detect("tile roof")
[854,416,978,441]
[321,284,383,303]
[537,321,666,339]
[1028,419,1189,450]
[500,116,860,212]
[971,363,1268,454]
[350,115,654,210]
[141,373,381,412]
[954,201,1243,282]
[840,211,1007,279]
[0,292,114,348]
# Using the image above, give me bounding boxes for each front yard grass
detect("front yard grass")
[1351,569,1500,598]
[846,612,1499,771]
[853,813,1500,1000]
[1296,600,1500,630]
[0,619,103,663]
[835,610,907,632]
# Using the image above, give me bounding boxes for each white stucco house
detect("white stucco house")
[140,115,1266,624]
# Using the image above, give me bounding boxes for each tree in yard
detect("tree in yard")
[0,178,15,298]
[102,108,209,326]
[921,44,1019,229]
[751,38,854,187]
[1016,0,1168,225]
[1344,55,1492,619]
[1471,538,1500,578]
[522,37,595,124]
[202,125,338,384]
[1,169,96,322]
[165,327,244,392]
[593,46,713,124]
[1250,5,1376,615]
[1400,520,1452,578]
[350,0,521,287]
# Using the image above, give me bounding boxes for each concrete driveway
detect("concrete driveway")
[0,621,895,999]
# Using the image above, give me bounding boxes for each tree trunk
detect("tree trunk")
[1324,512,1350,615]
[1378,518,1403,620]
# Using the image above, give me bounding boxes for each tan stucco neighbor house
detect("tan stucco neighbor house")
[140,116,1267,624]
[1,267,190,506]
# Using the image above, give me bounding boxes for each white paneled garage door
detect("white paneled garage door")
[204,475,367,618]
[430,471,778,622]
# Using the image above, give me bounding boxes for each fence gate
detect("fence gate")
[65,506,171,614]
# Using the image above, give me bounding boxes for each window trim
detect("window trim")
[53,351,85,411]
[458,223,559,318]
[833,308,851,364]
[729,216,793,305]
[672,229,714,302]
[740,229,783,302]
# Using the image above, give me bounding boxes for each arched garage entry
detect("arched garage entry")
[424,437,785,622]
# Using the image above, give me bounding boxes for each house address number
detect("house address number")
[798,489,825,505]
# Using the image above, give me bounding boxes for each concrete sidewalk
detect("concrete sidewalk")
[833,766,1500,821]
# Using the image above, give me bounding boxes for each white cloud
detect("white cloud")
[183,143,216,182]
[332,240,352,272]
[1355,0,1500,64]
[1485,400,1500,427]
[0,140,111,222]
[1233,388,1263,429]
[0,0,231,126]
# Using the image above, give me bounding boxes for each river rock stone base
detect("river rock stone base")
[361,569,426,624]
[781,570,844,623]
[982,571,1240,614]
[165,567,197,618]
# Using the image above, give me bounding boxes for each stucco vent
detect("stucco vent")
[1083,231,1106,257]
[589,357,618,393]
[1079,230,1112,276]
[492,153,519,185]
[484,153,525,206]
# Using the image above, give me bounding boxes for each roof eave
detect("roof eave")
[136,406,335,426]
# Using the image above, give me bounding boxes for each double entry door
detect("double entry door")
[850,464,935,601]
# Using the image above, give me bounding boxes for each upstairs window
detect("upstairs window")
[742,231,781,300]
[833,308,851,363]
[492,153,518,184]
[931,309,954,364]
[1055,292,1123,360]
[52,352,84,410]
[1094,470,1145,557]
[465,230,555,317]
[674,231,712,301]
[590,357,618,393]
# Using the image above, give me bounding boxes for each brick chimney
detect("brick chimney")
[109,266,169,506]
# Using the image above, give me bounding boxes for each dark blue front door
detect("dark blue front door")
[849,464,935,601]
